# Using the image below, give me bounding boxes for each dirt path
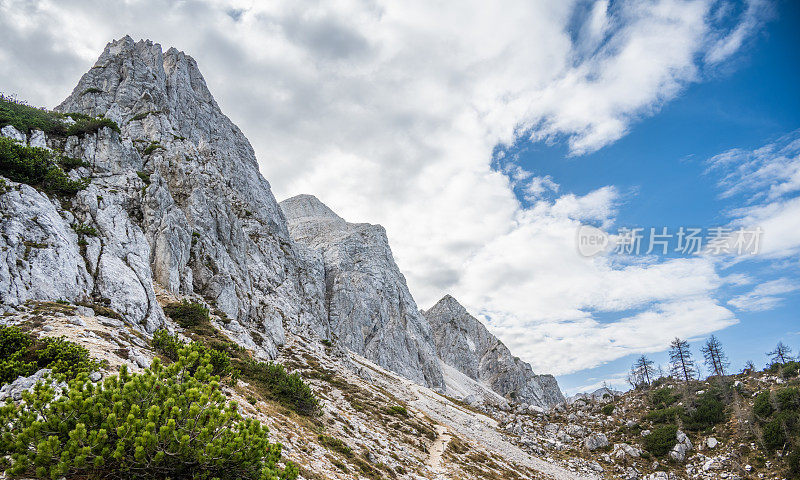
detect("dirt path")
[350,355,601,480]
[426,424,452,477]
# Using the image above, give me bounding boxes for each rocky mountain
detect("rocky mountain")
[423,295,564,407]
[280,194,445,390]
[49,36,327,357]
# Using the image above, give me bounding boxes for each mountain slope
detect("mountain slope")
[280,194,445,390]
[424,295,564,407]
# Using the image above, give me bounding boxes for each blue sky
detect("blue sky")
[2,0,798,397]
[525,0,800,394]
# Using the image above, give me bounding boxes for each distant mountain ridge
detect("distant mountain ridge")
[423,295,564,406]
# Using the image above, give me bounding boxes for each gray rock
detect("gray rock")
[28,129,49,149]
[613,443,642,460]
[280,194,444,389]
[1,125,25,143]
[706,437,718,449]
[0,369,65,401]
[584,433,609,451]
[422,295,564,407]
[89,371,103,382]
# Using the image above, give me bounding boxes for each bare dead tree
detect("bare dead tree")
[632,355,656,386]
[701,335,729,377]
[669,337,697,383]
[767,342,794,365]
[743,360,755,373]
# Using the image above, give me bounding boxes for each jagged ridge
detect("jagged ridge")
[424,294,564,407]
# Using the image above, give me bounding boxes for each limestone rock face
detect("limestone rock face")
[280,194,445,390]
[0,126,164,331]
[55,36,327,354]
[423,295,564,407]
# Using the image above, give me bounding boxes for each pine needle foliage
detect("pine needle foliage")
[0,137,88,195]
[0,347,298,480]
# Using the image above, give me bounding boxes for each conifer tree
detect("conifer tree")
[701,335,729,377]
[669,337,697,383]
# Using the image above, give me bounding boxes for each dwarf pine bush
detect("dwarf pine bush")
[0,95,119,137]
[163,300,210,328]
[0,326,98,386]
[0,137,88,195]
[0,347,297,480]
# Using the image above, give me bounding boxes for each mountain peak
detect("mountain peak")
[56,36,255,165]
[280,194,345,223]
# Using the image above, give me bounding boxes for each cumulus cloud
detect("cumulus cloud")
[0,0,768,375]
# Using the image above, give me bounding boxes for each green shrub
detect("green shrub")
[72,223,98,236]
[776,387,800,412]
[239,361,319,416]
[151,328,182,360]
[783,362,800,378]
[754,391,775,418]
[788,448,800,477]
[601,403,615,416]
[651,387,679,408]
[136,171,151,185]
[0,326,37,385]
[0,137,88,195]
[34,337,98,379]
[56,154,89,171]
[683,391,726,431]
[763,417,788,451]
[387,405,408,416]
[0,326,98,386]
[151,329,236,380]
[0,95,119,137]
[0,349,298,480]
[164,300,210,328]
[317,434,353,458]
[645,406,683,424]
[0,95,68,135]
[143,142,164,155]
[81,87,103,95]
[66,116,120,136]
[643,424,678,457]
[766,362,782,374]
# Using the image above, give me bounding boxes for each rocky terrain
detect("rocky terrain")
[0,35,589,479]
[4,34,797,480]
[424,294,564,407]
[280,194,444,390]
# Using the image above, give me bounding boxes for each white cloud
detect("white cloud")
[729,279,799,312]
[709,131,800,260]
[0,0,767,375]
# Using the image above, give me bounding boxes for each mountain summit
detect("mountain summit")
[424,295,564,406]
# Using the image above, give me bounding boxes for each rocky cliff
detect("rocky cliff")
[47,36,327,357]
[424,295,564,406]
[280,194,445,390]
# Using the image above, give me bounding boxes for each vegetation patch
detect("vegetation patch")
[0,95,119,137]
[142,141,165,155]
[0,137,89,195]
[682,390,726,431]
[642,424,678,457]
[239,360,320,416]
[0,325,99,386]
[0,348,298,480]
[163,300,210,328]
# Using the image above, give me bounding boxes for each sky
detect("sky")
[1,0,798,395]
